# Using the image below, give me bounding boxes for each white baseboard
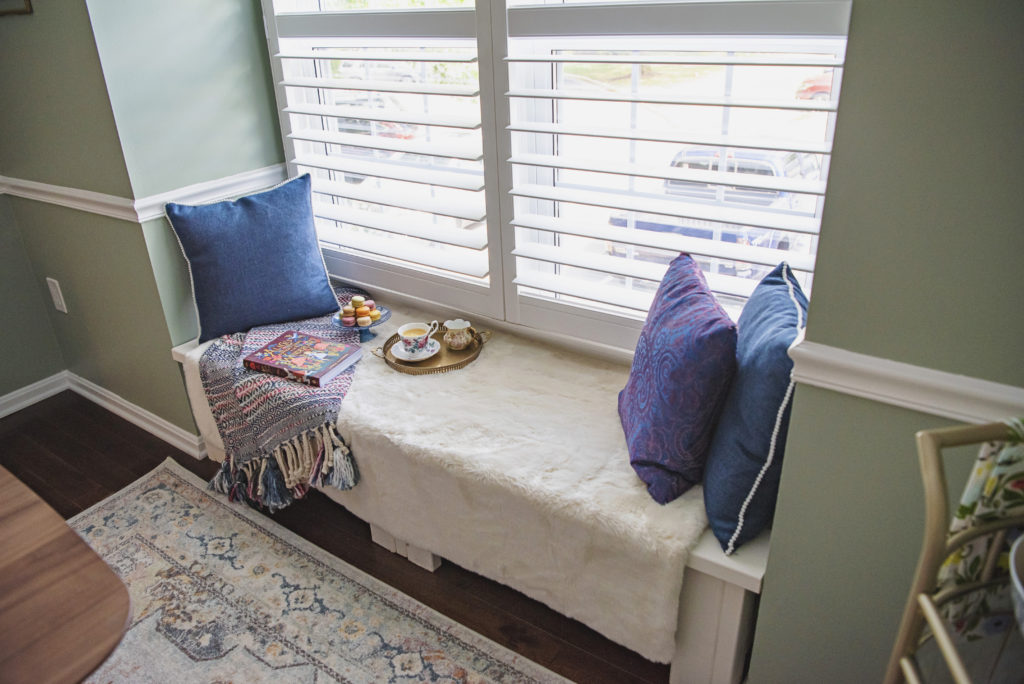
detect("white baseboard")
[0,371,72,419]
[790,341,1024,424]
[0,371,206,459]
[66,373,206,459]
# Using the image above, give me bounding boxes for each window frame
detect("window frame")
[262,1,508,319]
[260,0,852,352]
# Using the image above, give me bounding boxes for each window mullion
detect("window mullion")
[476,0,516,323]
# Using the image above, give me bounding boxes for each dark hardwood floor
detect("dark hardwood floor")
[0,390,668,684]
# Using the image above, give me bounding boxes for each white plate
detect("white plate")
[391,337,440,362]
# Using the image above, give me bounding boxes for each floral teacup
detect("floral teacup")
[398,321,438,355]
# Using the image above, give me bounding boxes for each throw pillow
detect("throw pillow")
[166,174,339,343]
[703,262,808,554]
[618,254,738,504]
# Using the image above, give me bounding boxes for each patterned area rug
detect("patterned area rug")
[72,459,566,683]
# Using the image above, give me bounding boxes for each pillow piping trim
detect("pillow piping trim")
[163,174,336,343]
[724,262,805,556]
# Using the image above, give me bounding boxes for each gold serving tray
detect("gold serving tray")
[374,327,490,375]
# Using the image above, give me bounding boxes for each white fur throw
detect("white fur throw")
[333,315,708,663]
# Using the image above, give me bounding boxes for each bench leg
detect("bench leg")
[369,523,442,572]
[670,569,757,684]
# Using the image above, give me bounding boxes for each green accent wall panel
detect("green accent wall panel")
[0,196,64,395]
[10,199,196,433]
[747,387,976,683]
[141,218,199,346]
[84,0,284,198]
[804,0,1024,387]
[0,0,131,196]
[748,2,1023,681]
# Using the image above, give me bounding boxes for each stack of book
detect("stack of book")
[243,331,362,387]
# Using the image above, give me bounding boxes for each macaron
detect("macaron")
[364,299,376,311]
[355,306,371,317]
[369,309,382,321]
[356,315,372,327]
[341,316,356,327]
[351,295,366,308]
[342,304,355,316]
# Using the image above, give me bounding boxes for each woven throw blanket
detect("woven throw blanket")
[203,285,364,512]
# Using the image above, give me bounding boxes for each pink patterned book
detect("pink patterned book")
[243,331,362,387]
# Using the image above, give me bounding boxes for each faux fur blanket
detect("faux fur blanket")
[333,321,708,662]
[204,286,364,511]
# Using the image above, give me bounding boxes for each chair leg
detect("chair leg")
[918,594,973,684]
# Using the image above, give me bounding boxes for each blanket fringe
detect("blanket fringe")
[325,436,359,490]
[209,422,358,512]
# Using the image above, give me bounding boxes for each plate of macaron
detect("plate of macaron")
[333,295,391,342]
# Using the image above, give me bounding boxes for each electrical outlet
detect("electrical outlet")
[45,277,68,314]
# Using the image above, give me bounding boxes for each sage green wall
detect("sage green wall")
[1,0,283,432]
[0,1,196,432]
[85,0,283,198]
[748,2,1024,682]
[10,199,196,431]
[0,0,130,195]
[804,1,1024,387]
[750,390,969,682]
[85,0,284,345]
[0,196,64,395]
[141,218,200,345]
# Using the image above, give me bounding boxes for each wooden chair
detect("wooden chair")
[884,421,1024,684]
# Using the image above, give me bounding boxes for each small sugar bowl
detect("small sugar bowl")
[443,318,473,351]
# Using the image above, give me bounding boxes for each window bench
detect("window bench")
[171,302,769,684]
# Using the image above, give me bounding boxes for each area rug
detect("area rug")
[70,459,566,683]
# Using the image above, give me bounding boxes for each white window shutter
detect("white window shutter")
[260,0,851,348]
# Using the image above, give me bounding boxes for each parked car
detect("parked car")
[795,70,833,101]
[336,61,416,83]
[664,147,818,209]
[331,93,418,183]
[607,148,819,276]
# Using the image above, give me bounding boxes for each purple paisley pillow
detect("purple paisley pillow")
[618,254,738,504]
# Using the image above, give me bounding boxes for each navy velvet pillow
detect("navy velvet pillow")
[618,254,738,504]
[703,262,808,554]
[166,174,339,343]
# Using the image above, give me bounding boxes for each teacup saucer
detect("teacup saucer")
[391,338,441,363]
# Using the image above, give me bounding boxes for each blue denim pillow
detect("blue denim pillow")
[704,262,808,554]
[166,174,339,343]
[618,254,738,504]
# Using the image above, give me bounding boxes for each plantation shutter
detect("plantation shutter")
[261,1,851,350]
[500,0,850,346]
[263,1,506,317]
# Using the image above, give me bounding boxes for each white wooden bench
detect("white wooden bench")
[172,303,768,684]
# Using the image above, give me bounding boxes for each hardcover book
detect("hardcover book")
[243,331,362,387]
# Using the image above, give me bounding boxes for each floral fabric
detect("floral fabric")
[937,418,1024,640]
